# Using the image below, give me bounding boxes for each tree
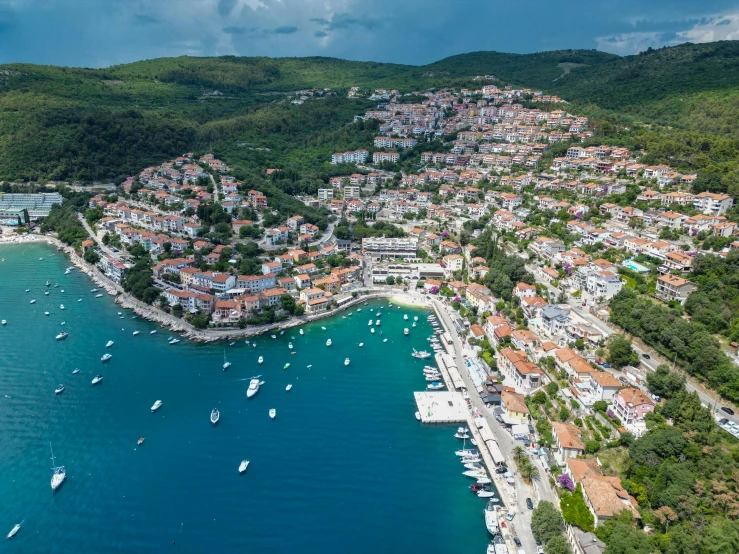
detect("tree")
[280,294,296,314]
[385,275,395,285]
[647,365,685,398]
[560,485,595,532]
[547,381,559,396]
[163,241,172,253]
[654,506,678,533]
[599,521,650,554]
[545,536,571,554]
[531,501,565,545]
[513,445,526,464]
[520,459,540,482]
[606,335,639,369]
[83,249,100,264]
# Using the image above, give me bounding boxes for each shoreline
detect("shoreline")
[2,234,429,343]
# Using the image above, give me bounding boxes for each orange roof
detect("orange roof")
[552,422,584,451]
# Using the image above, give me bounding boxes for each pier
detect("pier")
[413,391,467,423]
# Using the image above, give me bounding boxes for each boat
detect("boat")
[425,375,442,381]
[484,501,499,535]
[375,319,381,326]
[77,298,82,302]
[344,358,350,366]
[286,384,292,391]
[299,329,304,335]
[210,408,220,425]
[404,314,408,320]
[368,320,373,326]
[50,443,66,491]
[92,374,103,384]
[280,330,284,335]
[283,363,290,370]
[269,409,276,419]
[1,320,5,325]
[271,335,276,339]
[258,356,263,364]
[55,331,68,341]
[326,339,332,347]
[44,291,49,296]
[95,294,103,298]
[307,365,312,369]
[288,342,293,349]
[463,469,486,478]
[455,431,470,439]
[60,290,64,293]
[72,368,80,375]
[54,284,59,288]
[55,384,65,395]
[370,328,375,334]
[321,326,326,331]
[91,288,98,293]
[404,328,409,335]
[457,427,469,434]
[101,353,112,362]
[415,411,421,421]
[229,341,236,346]
[44,311,50,316]
[60,322,65,326]
[383,338,388,342]
[477,490,497,499]
[151,400,162,412]
[223,351,231,370]
[117,312,122,316]
[476,477,492,485]
[30,299,36,304]
[428,383,445,390]
[105,340,114,348]
[358,342,364,347]
[463,462,483,470]
[246,378,260,398]
[46,281,50,287]
[412,322,416,327]
[132,330,140,336]
[7,520,23,540]
[239,460,250,474]
[414,316,419,321]
[169,339,180,345]
[149,330,157,335]
[137,438,145,445]
[59,304,65,310]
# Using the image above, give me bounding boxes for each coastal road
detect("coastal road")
[431,297,552,554]
[78,214,120,260]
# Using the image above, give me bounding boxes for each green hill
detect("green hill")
[3,41,739,183]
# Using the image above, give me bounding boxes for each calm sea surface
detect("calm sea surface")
[0,242,492,553]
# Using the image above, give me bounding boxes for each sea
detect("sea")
[0,243,494,553]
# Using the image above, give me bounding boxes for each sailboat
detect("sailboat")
[223,351,231,370]
[50,443,66,492]
[6,520,23,540]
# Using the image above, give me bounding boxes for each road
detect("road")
[432,297,552,554]
[78,214,120,259]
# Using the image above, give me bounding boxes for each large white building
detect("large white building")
[361,237,419,261]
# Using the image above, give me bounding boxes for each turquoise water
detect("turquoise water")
[0,243,491,553]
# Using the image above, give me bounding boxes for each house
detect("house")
[581,474,641,527]
[442,254,464,275]
[265,226,289,245]
[211,273,236,292]
[655,274,697,304]
[693,192,734,216]
[500,390,530,422]
[538,305,570,337]
[589,372,623,402]
[498,348,544,394]
[513,282,537,299]
[313,275,341,294]
[552,422,584,465]
[613,387,654,428]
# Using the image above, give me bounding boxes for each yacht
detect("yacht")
[72,368,80,375]
[246,378,260,398]
[49,443,66,492]
[105,340,114,348]
[375,319,381,326]
[223,351,231,371]
[358,342,364,347]
[7,521,23,540]
[404,328,409,336]
[286,384,292,391]
[370,328,375,334]
[95,294,103,298]
[169,339,180,345]
[92,374,103,385]
[326,338,332,347]
[368,319,373,326]
[210,408,220,425]
[299,329,304,335]
[269,409,276,419]
[55,384,65,395]
[427,382,445,390]
[258,356,264,365]
[484,501,499,535]
[239,460,250,474]
[59,304,65,310]
[55,331,68,341]
[288,342,293,349]
[151,400,162,412]
[404,314,408,320]
[344,358,350,366]
[132,330,140,336]
[30,299,36,304]
[101,353,112,362]
[150,330,157,335]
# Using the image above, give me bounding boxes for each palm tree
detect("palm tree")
[513,445,526,464]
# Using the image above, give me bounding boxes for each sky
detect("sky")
[2,0,739,67]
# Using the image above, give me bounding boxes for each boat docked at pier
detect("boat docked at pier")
[427,382,445,390]
[411,349,432,359]
[246,378,260,398]
[484,501,499,535]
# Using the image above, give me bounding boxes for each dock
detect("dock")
[413,391,467,423]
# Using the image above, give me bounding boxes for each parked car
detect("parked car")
[595,359,603,365]
[537,547,545,554]
[721,406,735,416]
[602,363,612,369]
[496,467,507,474]
[526,497,534,510]
[641,353,651,360]
[719,418,729,425]
[513,537,522,547]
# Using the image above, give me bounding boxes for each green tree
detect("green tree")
[531,501,564,545]
[606,335,639,369]
[385,275,395,285]
[83,249,100,264]
[280,294,296,314]
[560,485,594,532]
[545,535,571,554]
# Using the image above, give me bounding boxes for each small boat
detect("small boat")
[59,304,65,310]
[223,351,231,370]
[92,374,103,385]
[288,342,293,349]
[454,431,470,439]
[210,408,220,425]
[77,298,82,302]
[55,384,65,395]
[239,460,250,474]
[404,314,408,320]
[60,322,65,326]
[132,330,140,336]
[229,341,236,346]
[284,363,290,370]
[150,330,157,335]
[7,520,23,539]
[299,329,304,335]
[1,320,5,325]
[383,338,388,342]
[25,289,29,292]
[271,335,276,339]
[60,290,64,293]
[286,384,292,391]
[54,284,59,288]
[476,477,492,485]
[375,320,381,326]
[258,356,264,365]
[457,427,468,434]
[291,336,295,340]
[404,328,409,335]
[411,349,432,359]
[358,342,364,347]
[357,308,362,312]
[321,326,326,331]
[463,461,482,469]
[46,281,50,286]
[105,340,114,348]
[246,378,260,398]
[169,339,180,345]
[44,311,50,316]
[72,368,80,375]
[280,330,284,335]
[137,438,145,446]
[415,411,421,421]
[428,383,445,390]
[485,501,499,535]
[414,316,418,321]
[412,322,416,327]
[326,339,332,347]
[44,291,49,296]
[371,328,375,334]
[259,380,265,386]
[269,409,276,419]
[462,469,486,478]
[307,364,313,369]
[101,353,112,362]
[117,312,122,316]
[477,490,497,499]
[55,332,68,341]
[91,288,98,293]
[151,400,162,412]
[30,299,36,304]
[95,294,103,298]
[167,336,173,342]
[49,443,66,491]
[65,268,72,275]
[344,358,350,366]
[368,320,373,326]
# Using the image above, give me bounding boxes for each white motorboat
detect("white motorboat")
[383,338,387,342]
[425,375,442,381]
[7,520,23,540]
[411,349,432,359]
[92,374,103,385]
[358,342,364,347]
[150,330,157,335]
[169,339,180,345]
[1,320,5,325]
[344,358,350,366]
[476,477,492,485]
[65,268,71,275]
[271,335,276,339]
[72,368,80,375]
[101,353,112,362]
[105,340,114,348]
[95,294,103,298]
[60,322,65,326]
[321,326,326,331]
[455,449,478,457]
[299,329,304,335]
[223,351,231,370]
[55,384,65,395]
[477,490,497,499]
[151,400,162,412]
[404,328,409,335]
[44,311,50,316]
[370,328,375,334]
[415,411,421,421]
[368,319,373,326]
[211,408,220,425]
[55,331,68,341]
[286,384,292,391]
[307,364,313,369]
[269,409,276,419]
[326,339,332,347]
[258,356,264,364]
[484,501,499,535]
[60,304,65,310]
[414,316,419,321]
[412,322,416,327]
[455,431,470,439]
[428,383,445,390]
[288,342,293,349]
[30,299,36,304]
[404,314,408,320]
[77,298,82,302]
[91,288,98,293]
[246,378,260,398]
[49,443,66,492]
[375,319,381,326]
[132,330,140,336]
[464,463,483,470]
[239,460,250,474]
[46,281,50,286]
[463,469,485,478]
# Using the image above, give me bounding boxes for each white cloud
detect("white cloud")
[676,13,739,43]
[595,31,676,55]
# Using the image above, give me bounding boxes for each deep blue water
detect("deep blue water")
[0,243,490,552]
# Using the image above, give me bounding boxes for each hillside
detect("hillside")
[3,41,739,183]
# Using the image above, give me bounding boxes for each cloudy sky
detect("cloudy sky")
[2,0,739,67]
